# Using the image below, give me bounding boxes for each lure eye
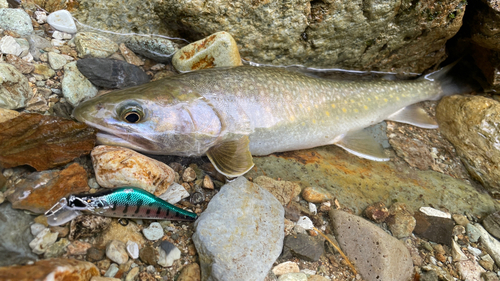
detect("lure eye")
[120,106,144,123]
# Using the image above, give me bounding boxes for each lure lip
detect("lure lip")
[45,198,83,226]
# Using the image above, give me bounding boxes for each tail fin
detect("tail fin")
[424,59,481,99]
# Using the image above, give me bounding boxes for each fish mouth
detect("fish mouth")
[96,132,154,152]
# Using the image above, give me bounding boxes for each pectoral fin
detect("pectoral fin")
[386,104,438,129]
[206,136,254,178]
[334,130,390,161]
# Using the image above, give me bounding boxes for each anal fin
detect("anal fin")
[334,130,390,161]
[206,136,254,178]
[386,104,438,129]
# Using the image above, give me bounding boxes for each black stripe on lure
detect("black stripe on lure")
[45,187,198,226]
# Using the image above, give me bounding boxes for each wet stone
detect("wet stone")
[143,222,164,241]
[119,43,144,66]
[453,214,470,226]
[48,51,68,70]
[76,58,150,89]
[6,163,89,213]
[126,241,139,260]
[158,241,181,267]
[66,240,91,256]
[28,34,52,61]
[139,245,158,266]
[254,176,301,206]
[172,31,242,72]
[0,258,99,281]
[272,261,300,276]
[0,8,33,37]
[44,238,70,258]
[0,108,19,123]
[29,228,58,254]
[125,36,178,63]
[92,145,175,196]
[482,210,500,239]
[62,61,98,106]
[476,224,500,267]
[74,32,118,58]
[277,273,307,281]
[0,35,22,56]
[106,240,129,265]
[467,223,481,243]
[0,62,32,109]
[87,247,105,261]
[69,215,112,241]
[47,10,77,33]
[386,202,416,239]
[97,220,146,249]
[158,182,189,204]
[364,201,389,223]
[301,186,333,203]
[177,263,201,281]
[282,233,323,261]
[414,210,454,246]
[330,209,413,281]
[103,263,119,278]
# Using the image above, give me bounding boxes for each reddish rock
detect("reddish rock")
[0,113,97,171]
[414,211,455,246]
[0,258,99,281]
[364,201,390,223]
[6,163,89,213]
[301,186,333,203]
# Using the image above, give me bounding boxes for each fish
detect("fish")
[73,64,468,177]
[45,187,197,226]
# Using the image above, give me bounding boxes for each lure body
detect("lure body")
[45,187,197,226]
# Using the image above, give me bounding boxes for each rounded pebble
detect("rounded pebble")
[296,216,314,230]
[301,186,332,203]
[47,10,77,33]
[272,261,300,276]
[182,167,196,182]
[277,272,307,281]
[142,222,164,241]
[106,240,129,265]
[126,241,139,260]
[0,8,33,36]
[30,223,46,236]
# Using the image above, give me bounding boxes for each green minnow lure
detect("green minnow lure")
[45,187,197,226]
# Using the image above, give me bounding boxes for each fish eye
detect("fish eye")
[120,106,144,123]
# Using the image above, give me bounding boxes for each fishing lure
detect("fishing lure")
[45,187,198,226]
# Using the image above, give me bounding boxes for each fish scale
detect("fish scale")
[73,187,197,221]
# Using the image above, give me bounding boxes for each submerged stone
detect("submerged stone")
[192,177,284,281]
[0,113,96,171]
[0,203,36,266]
[125,36,178,63]
[0,62,32,110]
[0,258,99,281]
[74,32,118,58]
[62,61,99,106]
[47,9,77,33]
[0,8,33,37]
[76,58,150,89]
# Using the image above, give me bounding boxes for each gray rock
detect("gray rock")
[125,36,178,63]
[0,8,33,36]
[482,210,500,239]
[386,202,415,239]
[104,263,120,277]
[467,223,481,243]
[476,224,500,267]
[158,182,189,204]
[282,233,324,261]
[156,0,464,73]
[74,32,119,58]
[48,52,68,70]
[44,238,70,258]
[28,35,52,61]
[142,222,164,241]
[76,58,150,89]
[30,223,46,236]
[277,273,307,281]
[0,203,36,266]
[29,228,58,255]
[330,209,413,281]
[192,177,284,281]
[0,62,32,109]
[62,61,98,106]
[106,240,129,265]
[15,38,29,57]
[157,241,181,267]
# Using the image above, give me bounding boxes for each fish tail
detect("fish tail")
[424,59,481,100]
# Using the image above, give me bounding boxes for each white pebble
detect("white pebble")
[468,245,482,257]
[158,182,189,204]
[419,207,451,219]
[47,10,77,33]
[29,228,58,254]
[157,245,181,267]
[52,31,72,40]
[34,11,47,24]
[308,202,317,215]
[30,223,46,236]
[272,261,300,276]
[142,222,164,241]
[0,36,22,56]
[301,269,317,276]
[51,39,65,47]
[296,216,314,230]
[126,241,139,259]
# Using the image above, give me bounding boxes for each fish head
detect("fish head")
[73,80,222,156]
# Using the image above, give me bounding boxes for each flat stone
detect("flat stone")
[119,43,144,66]
[6,163,89,213]
[0,35,22,56]
[30,223,46,236]
[125,36,177,63]
[301,186,333,203]
[192,177,284,281]
[62,61,98,106]
[92,146,175,196]
[253,176,301,206]
[67,240,92,256]
[456,260,485,281]
[15,38,29,57]
[482,210,500,239]
[272,261,300,276]
[364,201,389,223]
[5,54,34,74]
[0,8,33,37]
[483,272,500,281]
[330,209,413,281]
[76,58,150,89]
[172,31,242,72]
[419,207,451,219]
[125,267,140,281]
[106,240,129,265]
[476,224,500,267]
[44,238,70,258]
[158,182,189,204]
[142,222,164,241]
[177,263,200,281]
[277,273,308,281]
[139,245,158,266]
[0,258,99,281]
[33,63,56,79]
[413,210,455,246]
[467,223,481,243]
[47,10,77,33]
[74,32,118,58]
[29,228,58,254]
[282,233,323,261]
[27,34,52,61]
[103,263,119,278]
[452,214,470,226]
[386,202,416,239]
[96,220,146,249]
[157,241,181,267]
[126,241,139,260]
[0,203,36,266]
[52,31,73,40]
[87,247,105,261]
[451,240,467,262]
[0,62,32,109]
[48,52,68,70]
[0,108,19,123]
[480,254,495,271]
[296,216,314,230]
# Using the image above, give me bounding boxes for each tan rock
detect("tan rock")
[119,43,144,66]
[177,263,201,281]
[272,261,300,276]
[253,176,301,205]
[203,175,214,189]
[96,220,146,249]
[436,95,500,191]
[0,108,19,123]
[172,31,242,72]
[91,145,175,196]
[0,258,99,280]
[301,186,333,203]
